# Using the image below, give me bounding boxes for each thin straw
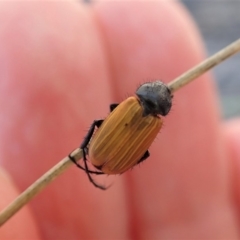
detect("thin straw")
[1,39,240,227]
[168,38,240,93]
[0,148,82,226]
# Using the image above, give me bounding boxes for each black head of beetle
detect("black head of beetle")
[136,81,172,117]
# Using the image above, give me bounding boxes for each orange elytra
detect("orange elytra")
[69,81,172,190]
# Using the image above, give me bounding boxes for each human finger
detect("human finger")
[94,0,239,238]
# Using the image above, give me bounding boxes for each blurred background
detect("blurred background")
[182,0,240,119]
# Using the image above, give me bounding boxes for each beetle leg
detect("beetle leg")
[110,103,119,112]
[80,119,104,149]
[80,120,103,172]
[69,119,105,174]
[68,154,104,175]
[82,155,107,190]
[137,150,150,164]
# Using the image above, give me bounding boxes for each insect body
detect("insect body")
[69,81,172,189]
[89,96,163,174]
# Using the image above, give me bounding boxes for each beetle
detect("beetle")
[69,80,172,190]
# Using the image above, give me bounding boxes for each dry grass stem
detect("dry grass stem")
[1,39,240,227]
[168,38,240,93]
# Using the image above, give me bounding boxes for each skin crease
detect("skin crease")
[0,0,239,239]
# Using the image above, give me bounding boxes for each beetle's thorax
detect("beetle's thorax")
[136,81,172,117]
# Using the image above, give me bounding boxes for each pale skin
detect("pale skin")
[0,0,240,239]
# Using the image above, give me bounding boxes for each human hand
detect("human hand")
[0,1,239,239]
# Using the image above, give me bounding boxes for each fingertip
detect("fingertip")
[224,120,240,182]
[224,118,240,137]
[224,118,240,229]
[0,1,125,238]
[94,1,232,238]
[93,0,208,96]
